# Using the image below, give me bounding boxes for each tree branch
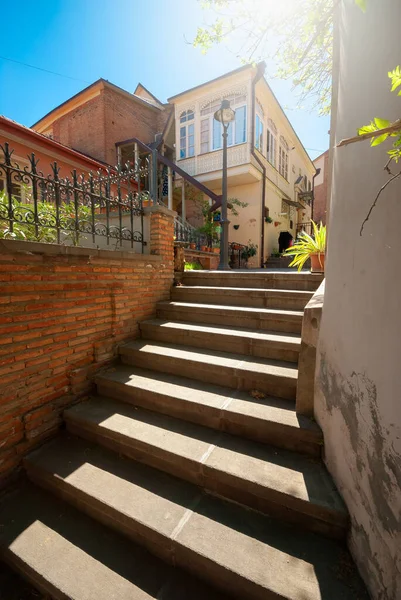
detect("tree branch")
[360,170,401,236]
[338,119,401,147]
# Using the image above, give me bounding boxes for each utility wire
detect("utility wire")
[0,55,90,84]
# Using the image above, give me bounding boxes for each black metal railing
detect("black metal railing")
[174,214,207,249]
[229,242,248,268]
[0,143,148,250]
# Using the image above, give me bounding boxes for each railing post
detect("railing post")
[167,166,173,210]
[181,181,186,222]
[151,149,158,206]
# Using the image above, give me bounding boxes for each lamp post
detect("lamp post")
[214,99,235,270]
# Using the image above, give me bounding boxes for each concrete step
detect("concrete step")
[24,437,367,600]
[64,399,346,538]
[95,366,321,455]
[119,341,298,401]
[157,302,303,334]
[172,286,313,310]
[140,319,301,363]
[181,271,323,291]
[0,483,230,600]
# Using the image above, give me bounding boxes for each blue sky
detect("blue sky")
[0,0,329,159]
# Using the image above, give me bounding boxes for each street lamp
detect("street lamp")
[214,99,235,270]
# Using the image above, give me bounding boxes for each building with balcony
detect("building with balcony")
[168,63,315,267]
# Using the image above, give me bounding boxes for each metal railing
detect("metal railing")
[0,143,147,250]
[174,214,207,249]
[296,222,313,236]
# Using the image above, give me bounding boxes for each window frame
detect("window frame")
[199,94,247,154]
[179,110,195,159]
[278,136,289,181]
[266,118,277,168]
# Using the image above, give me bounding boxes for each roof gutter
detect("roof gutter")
[251,62,267,268]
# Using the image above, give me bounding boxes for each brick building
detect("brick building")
[313,150,329,225]
[32,79,174,166]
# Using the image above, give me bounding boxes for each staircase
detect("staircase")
[0,271,368,600]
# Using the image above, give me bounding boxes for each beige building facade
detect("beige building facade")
[168,64,314,266]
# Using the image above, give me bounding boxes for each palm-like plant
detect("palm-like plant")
[284,221,326,271]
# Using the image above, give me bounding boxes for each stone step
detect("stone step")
[95,366,321,455]
[181,271,323,291]
[24,437,367,600]
[119,341,298,401]
[0,483,230,600]
[140,319,301,363]
[157,302,303,334]
[172,286,313,310]
[64,399,346,538]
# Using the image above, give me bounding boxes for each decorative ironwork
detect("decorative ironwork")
[174,214,207,250]
[0,143,148,250]
[296,222,313,236]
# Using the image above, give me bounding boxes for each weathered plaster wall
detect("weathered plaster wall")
[315,1,401,598]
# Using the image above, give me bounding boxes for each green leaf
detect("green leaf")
[371,133,389,146]
[374,118,390,129]
[358,123,377,135]
[388,66,401,92]
[355,0,366,12]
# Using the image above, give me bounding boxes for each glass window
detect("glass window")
[202,94,247,152]
[279,146,289,180]
[213,119,222,150]
[235,105,246,144]
[255,114,264,153]
[266,129,276,167]
[200,119,210,153]
[179,110,195,159]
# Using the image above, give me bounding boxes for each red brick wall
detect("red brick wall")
[103,88,164,165]
[53,93,107,162]
[0,208,175,484]
[50,86,168,166]
[313,152,329,225]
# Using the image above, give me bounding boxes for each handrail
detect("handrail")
[118,137,222,206]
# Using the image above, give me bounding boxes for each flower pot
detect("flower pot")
[201,245,207,252]
[189,243,196,250]
[213,247,220,254]
[232,244,241,250]
[311,252,325,273]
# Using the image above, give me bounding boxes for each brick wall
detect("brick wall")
[313,152,329,225]
[53,93,107,163]
[51,85,168,166]
[0,208,175,484]
[103,87,165,165]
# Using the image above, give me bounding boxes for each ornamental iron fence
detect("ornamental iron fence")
[0,142,148,251]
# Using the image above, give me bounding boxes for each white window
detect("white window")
[266,118,277,167]
[199,94,247,153]
[255,100,264,153]
[279,136,289,181]
[179,110,195,159]
[200,118,210,154]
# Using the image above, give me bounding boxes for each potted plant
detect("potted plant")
[189,242,196,250]
[241,241,258,267]
[284,220,326,272]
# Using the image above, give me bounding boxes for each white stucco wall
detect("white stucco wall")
[315,1,401,598]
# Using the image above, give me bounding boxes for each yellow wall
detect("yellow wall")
[171,65,315,266]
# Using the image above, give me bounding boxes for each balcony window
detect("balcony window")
[179,110,195,159]
[279,135,289,181]
[266,119,277,167]
[200,93,247,153]
[255,114,264,153]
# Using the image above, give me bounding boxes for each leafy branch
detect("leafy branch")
[358,66,401,235]
[193,0,366,116]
